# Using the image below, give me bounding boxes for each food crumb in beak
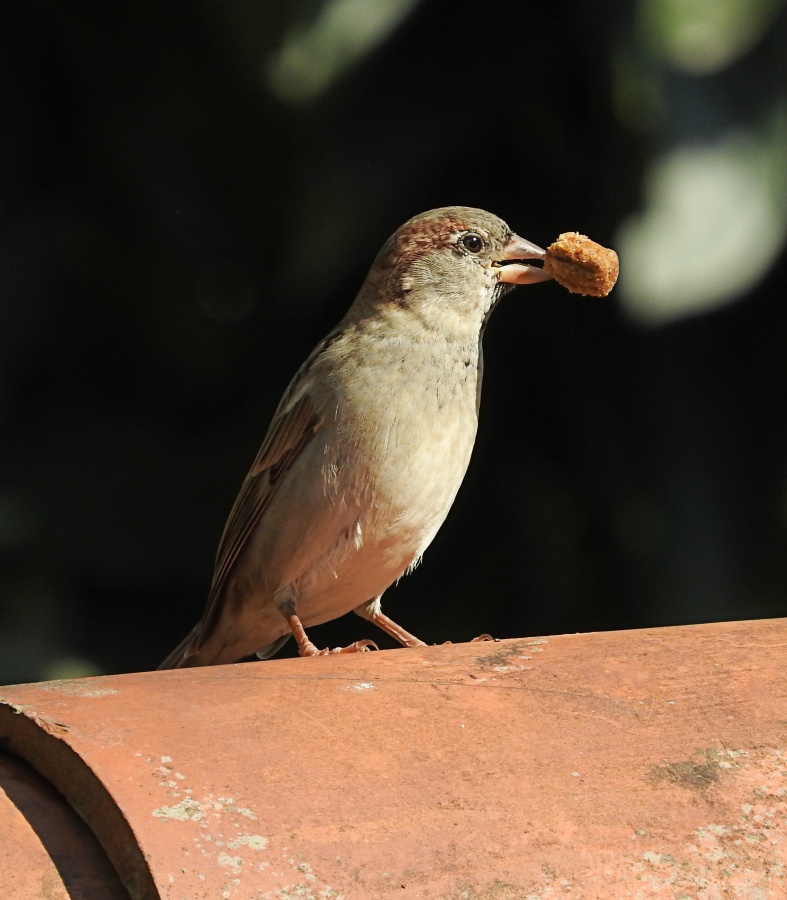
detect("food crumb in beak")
[544,233,619,297]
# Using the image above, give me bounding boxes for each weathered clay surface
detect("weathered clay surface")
[0,747,128,898]
[1,619,786,898]
[0,752,71,900]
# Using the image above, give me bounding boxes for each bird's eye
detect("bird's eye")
[460,232,484,253]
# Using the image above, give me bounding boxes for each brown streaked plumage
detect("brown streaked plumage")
[159,207,551,668]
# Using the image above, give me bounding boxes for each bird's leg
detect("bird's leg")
[355,598,495,647]
[285,613,377,657]
[354,600,427,648]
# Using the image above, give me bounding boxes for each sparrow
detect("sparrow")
[159,207,551,668]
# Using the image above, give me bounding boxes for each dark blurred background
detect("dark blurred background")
[2,1,786,683]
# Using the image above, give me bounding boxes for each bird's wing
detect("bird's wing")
[212,390,321,597]
[157,380,323,668]
[191,372,324,653]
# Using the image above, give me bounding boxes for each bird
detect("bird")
[159,207,552,668]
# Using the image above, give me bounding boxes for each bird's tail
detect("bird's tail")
[158,627,200,670]
[158,626,293,668]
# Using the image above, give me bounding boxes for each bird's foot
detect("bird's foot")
[439,634,497,646]
[298,638,378,657]
[286,611,378,657]
[353,604,427,648]
[312,639,378,656]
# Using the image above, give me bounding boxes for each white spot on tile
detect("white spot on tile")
[227,834,268,850]
[344,681,374,691]
[152,798,205,821]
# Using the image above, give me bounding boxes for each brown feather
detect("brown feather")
[185,391,321,659]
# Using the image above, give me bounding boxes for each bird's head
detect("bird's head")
[356,207,551,336]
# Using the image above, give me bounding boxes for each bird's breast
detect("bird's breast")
[328,340,481,557]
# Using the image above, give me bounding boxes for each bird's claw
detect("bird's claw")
[438,633,497,646]
[321,639,378,655]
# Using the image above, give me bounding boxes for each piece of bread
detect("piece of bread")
[544,233,619,297]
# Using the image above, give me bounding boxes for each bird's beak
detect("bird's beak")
[494,234,553,285]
